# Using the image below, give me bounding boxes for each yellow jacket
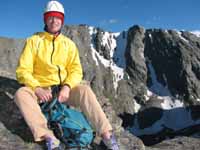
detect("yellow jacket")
[16,32,83,90]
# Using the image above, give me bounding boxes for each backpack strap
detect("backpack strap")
[41,98,58,112]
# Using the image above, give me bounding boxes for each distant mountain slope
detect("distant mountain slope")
[0,24,199,149]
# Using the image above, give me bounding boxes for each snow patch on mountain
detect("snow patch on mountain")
[147,62,184,109]
[130,61,200,136]
[177,31,189,43]
[88,26,126,89]
[191,30,200,37]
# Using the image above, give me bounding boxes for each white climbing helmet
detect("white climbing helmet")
[44,1,65,15]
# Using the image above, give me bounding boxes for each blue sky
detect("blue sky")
[0,0,200,38]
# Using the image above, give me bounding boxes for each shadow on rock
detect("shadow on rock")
[119,105,200,146]
[0,76,34,142]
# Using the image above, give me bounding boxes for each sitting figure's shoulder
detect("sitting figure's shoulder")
[32,32,45,37]
[60,34,77,46]
[26,32,45,41]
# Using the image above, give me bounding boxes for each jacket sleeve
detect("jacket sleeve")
[63,43,83,88]
[16,38,40,90]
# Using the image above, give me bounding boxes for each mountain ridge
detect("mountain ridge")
[0,24,200,150]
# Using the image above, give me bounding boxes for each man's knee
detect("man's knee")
[14,87,33,102]
[77,84,91,92]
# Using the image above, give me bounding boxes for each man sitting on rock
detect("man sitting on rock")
[14,1,119,150]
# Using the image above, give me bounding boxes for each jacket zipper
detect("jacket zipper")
[51,37,62,85]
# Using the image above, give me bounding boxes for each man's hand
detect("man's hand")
[58,85,70,103]
[35,87,52,103]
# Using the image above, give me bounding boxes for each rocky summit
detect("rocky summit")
[0,24,200,150]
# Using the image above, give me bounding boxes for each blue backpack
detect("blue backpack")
[41,98,94,149]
